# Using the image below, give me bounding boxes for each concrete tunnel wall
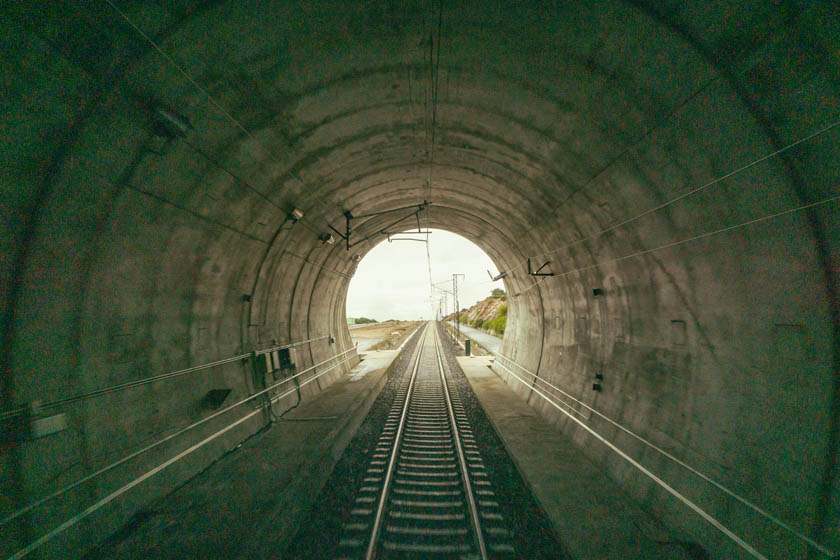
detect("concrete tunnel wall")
[2,1,838,558]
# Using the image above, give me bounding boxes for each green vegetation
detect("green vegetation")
[354,317,378,324]
[490,288,506,300]
[459,315,468,324]
[470,318,484,329]
[483,303,507,335]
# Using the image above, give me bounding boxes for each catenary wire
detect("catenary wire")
[5,350,357,560]
[502,118,840,277]
[104,0,343,218]
[552,194,840,279]
[494,354,835,558]
[0,348,355,530]
[492,359,769,560]
[504,193,840,298]
[0,335,331,421]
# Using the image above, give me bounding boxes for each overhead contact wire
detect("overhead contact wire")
[507,194,840,298]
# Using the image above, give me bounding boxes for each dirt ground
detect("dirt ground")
[349,321,423,351]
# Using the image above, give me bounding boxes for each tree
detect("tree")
[491,288,506,299]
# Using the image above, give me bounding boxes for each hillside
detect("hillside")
[445,290,507,335]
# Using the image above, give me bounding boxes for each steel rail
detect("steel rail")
[364,324,428,560]
[433,326,488,559]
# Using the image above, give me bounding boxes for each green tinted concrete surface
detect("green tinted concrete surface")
[458,356,698,560]
[88,350,402,559]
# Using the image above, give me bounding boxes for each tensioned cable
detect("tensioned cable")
[0,348,355,530]
[180,138,325,237]
[284,250,353,279]
[0,335,330,421]
[5,351,357,560]
[104,0,342,216]
[493,354,836,557]
[504,118,840,277]
[507,194,840,298]
[553,194,840,279]
[491,359,769,560]
[78,161,271,244]
[422,3,443,313]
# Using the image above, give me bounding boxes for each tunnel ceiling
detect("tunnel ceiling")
[3,0,840,556]
[4,1,839,294]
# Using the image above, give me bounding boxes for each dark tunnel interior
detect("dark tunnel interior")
[1,1,839,558]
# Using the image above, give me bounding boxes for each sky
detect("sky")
[346,229,504,321]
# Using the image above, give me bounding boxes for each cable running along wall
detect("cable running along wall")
[493,354,836,559]
[4,348,357,560]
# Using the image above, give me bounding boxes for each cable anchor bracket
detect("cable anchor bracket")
[528,258,555,277]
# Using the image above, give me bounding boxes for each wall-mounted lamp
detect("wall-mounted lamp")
[320,233,335,245]
[352,254,362,263]
[153,105,192,138]
[593,288,604,297]
[290,208,304,221]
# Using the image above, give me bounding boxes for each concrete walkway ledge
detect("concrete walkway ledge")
[457,356,699,560]
[90,349,403,559]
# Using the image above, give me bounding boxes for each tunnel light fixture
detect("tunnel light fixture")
[320,233,335,245]
[593,288,604,297]
[153,104,192,138]
[351,254,362,263]
[290,208,304,221]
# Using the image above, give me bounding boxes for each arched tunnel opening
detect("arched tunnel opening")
[345,227,504,327]
[2,1,839,559]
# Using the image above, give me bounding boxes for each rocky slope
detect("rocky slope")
[446,294,507,334]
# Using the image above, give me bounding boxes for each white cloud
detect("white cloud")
[346,229,503,321]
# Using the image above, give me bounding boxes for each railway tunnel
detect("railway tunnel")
[2,1,839,558]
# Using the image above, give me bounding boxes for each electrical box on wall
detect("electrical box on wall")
[255,352,274,375]
[29,413,68,438]
[254,348,297,376]
[1,403,68,442]
[279,348,296,369]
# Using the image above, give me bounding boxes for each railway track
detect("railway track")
[336,322,515,559]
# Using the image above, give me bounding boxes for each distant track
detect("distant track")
[336,322,515,559]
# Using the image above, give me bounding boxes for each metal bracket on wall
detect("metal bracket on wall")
[327,201,431,250]
[487,269,507,281]
[527,258,555,277]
